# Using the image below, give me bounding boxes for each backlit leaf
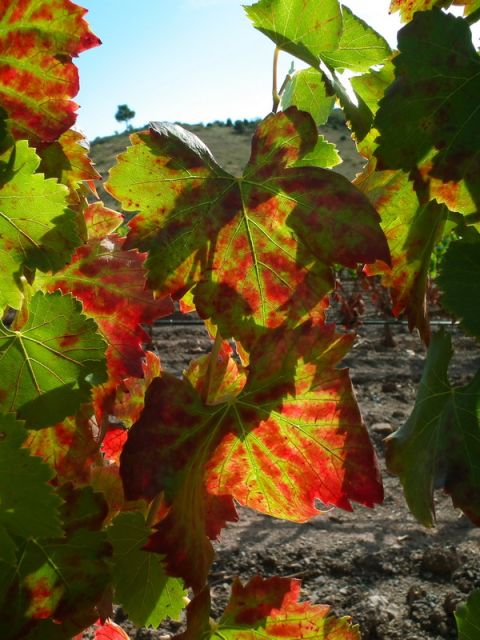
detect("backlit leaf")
[0,413,63,539]
[0,291,107,428]
[85,202,123,240]
[0,141,80,310]
[321,6,391,72]
[244,0,343,68]
[38,130,101,203]
[356,165,447,342]
[93,619,130,640]
[177,577,360,639]
[281,68,335,125]
[121,322,382,590]
[386,330,480,526]
[0,485,111,639]
[0,0,100,144]
[106,109,389,334]
[24,405,100,484]
[113,350,162,429]
[456,589,480,640]
[37,235,172,384]
[390,0,480,20]
[438,234,480,340]
[375,11,480,203]
[108,512,185,628]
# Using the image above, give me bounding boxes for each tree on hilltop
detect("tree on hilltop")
[115,104,135,130]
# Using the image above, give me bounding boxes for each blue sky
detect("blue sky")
[75,1,473,139]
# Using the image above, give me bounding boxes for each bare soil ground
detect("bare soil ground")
[87,122,480,639]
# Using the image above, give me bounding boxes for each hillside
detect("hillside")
[89,117,365,210]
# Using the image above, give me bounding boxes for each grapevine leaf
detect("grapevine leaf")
[456,589,480,640]
[0,413,63,539]
[331,73,374,142]
[93,619,130,640]
[244,0,343,68]
[356,166,447,342]
[0,141,80,310]
[390,0,480,21]
[0,485,111,638]
[106,109,389,333]
[121,322,382,590]
[177,577,360,640]
[438,234,480,339]
[38,130,101,203]
[281,68,335,125]
[320,6,391,73]
[37,235,172,383]
[113,351,162,429]
[386,330,480,526]
[85,202,123,240]
[108,512,185,628]
[0,0,100,144]
[0,526,16,565]
[24,405,101,484]
[350,62,395,119]
[0,291,107,428]
[375,11,480,204]
[293,137,341,170]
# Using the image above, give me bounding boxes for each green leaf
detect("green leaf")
[0,291,107,428]
[438,234,480,339]
[456,589,480,640]
[244,0,343,68]
[281,68,335,125]
[321,6,391,72]
[293,136,341,169]
[106,109,389,334]
[331,73,374,141]
[108,512,186,628]
[0,0,100,145]
[350,62,395,117]
[0,485,111,639]
[0,413,63,539]
[0,141,80,310]
[177,577,361,639]
[375,11,480,201]
[0,526,16,565]
[386,330,480,526]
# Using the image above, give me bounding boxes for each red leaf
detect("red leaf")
[25,405,100,484]
[39,235,172,383]
[121,322,382,591]
[0,0,100,144]
[93,619,130,640]
[177,577,360,639]
[114,351,162,428]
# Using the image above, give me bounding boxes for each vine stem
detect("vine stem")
[146,492,165,528]
[206,329,223,402]
[272,46,281,113]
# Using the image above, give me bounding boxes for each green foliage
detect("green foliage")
[0,0,478,638]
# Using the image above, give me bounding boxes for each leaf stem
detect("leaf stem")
[272,46,281,113]
[206,330,223,402]
[146,492,164,528]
